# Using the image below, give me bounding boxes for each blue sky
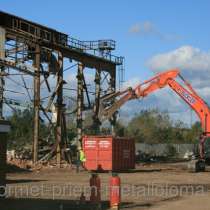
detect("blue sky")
[1,0,210,80]
[2,0,210,123]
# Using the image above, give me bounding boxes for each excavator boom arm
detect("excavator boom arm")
[168,79,210,133]
[99,68,210,163]
[99,69,210,135]
[99,69,180,121]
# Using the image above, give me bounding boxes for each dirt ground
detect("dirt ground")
[1,162,210,210]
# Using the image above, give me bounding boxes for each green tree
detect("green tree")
[7,109,48,150]
[125,110,202,144]
[115,121,126,137]
[185,121,201,143]
[126,110,174,143]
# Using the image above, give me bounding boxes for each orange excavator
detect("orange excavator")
[99,69,210,172]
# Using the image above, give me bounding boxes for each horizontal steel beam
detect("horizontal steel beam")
[0,58,36,76]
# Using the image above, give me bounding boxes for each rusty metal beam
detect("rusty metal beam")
[76,63,84,172]
[33,44,40,164]
[109,70,117,135]
[0,59,36,76]
[3,16,119,71]
[0,27,5,119]
[56,51,63,167]
[45,78,63,112]
[59,46,117,70]
[0,9,121,81]
[92,69,101,133]
[0,66,4,119]
[77,63,84,146]
[6,29,118,71]
[0,11,121,166]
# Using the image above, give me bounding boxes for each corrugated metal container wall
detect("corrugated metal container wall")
[0,135,7,197]
[83,136,135,171]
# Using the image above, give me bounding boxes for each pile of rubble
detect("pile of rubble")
[6,148,74,172]
[7,158,73,172]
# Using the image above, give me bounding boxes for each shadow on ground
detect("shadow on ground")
[0,198,153,210]
[6,179,46,184]
[93,169,162,174]
[6,163,31,173]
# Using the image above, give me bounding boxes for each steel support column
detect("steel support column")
[77,63,84,147]
[56,51,63,166]
[92,69,101,134]
[0,27,5,120]
[33,44,41,163]
[76,63,84,172]
[109,69,116,135]
[0,67,4,119]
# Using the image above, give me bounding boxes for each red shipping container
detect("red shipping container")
[82,136,135,171]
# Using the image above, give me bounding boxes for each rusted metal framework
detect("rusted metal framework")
[0,11,124,165]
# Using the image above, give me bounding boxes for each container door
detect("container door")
[83,137,98,170]
[97,137,112,170]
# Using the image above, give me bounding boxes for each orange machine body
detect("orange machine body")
[110,174,121,208]
[90,174,101,204]
[100,69,210,160]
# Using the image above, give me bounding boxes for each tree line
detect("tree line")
[115,110,201,144]
[7,108,202,150]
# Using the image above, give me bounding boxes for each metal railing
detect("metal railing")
[67,36,123,65]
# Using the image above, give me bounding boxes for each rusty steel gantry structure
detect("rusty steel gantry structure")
[0,11,124,165]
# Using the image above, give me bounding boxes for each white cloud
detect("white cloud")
[129,21,156,35]
[146,46,210,123]
[119,46,210,125]
[147,46,210,90]
[147,46,210,73]
[129,21,181,41]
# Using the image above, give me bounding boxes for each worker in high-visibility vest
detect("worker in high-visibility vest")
[78,147,86,170]
[79,148,86,163]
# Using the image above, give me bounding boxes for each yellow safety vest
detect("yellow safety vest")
[80,150,86,162]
